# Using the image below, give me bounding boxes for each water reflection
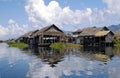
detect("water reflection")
[26,46,117,78]
[29,46,115,65]
[113,47,120,57]
[26,48,91,77]
[0,43,120,78]
[80,46,114,62]
[0,43,30,78]
[28,47,69,67]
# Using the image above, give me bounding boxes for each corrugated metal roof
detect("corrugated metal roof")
[95,31,110,37]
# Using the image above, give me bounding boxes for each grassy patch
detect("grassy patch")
[50,42,66,50]
[50,42,81,50]
[114,44,120,47]
[113,38,120,48]
[7,41,28,49]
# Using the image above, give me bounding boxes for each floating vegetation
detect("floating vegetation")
[113,38,120,47]
[50,42,66,50]
[7,41,28,49]
[50,42,81,50]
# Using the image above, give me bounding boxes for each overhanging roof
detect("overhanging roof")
[95,31,110,37]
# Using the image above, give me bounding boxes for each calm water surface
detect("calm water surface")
[0,43,120,78]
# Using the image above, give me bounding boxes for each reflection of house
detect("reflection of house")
[33,24,67,46]
[81,46,114,61]
[114,30,120,40]
[29,47,67,67]
[17,30,39,44]
[79,27,114,46]
[83,46,113,54]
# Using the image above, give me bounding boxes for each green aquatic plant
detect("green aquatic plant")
[50,42,81,50]
[50,42,66,50]
[113,38,120,47]
[7,41,28,49]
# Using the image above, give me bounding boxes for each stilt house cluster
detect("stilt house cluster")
[17,24,114,47]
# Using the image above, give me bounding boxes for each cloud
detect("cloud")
[27,54,111,78]
[0,25,9,37]
[0,19,31,40]
[25,0,120,29]
[25,0,94,28]
[102,0,120,23]
[1,0,120,40]
[103,0,120,14]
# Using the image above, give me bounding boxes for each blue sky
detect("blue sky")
[0,0,120,40]
[0,0,106,26]
[54,0,106,10]
[0,0,27,26]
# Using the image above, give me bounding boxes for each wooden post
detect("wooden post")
[52,36,54,43]
[99,37,100,47]
[53,36,55,43]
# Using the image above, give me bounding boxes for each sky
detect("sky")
[0,0,120,40]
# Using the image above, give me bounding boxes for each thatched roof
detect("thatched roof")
[79,26,113,37]
[20,30,39,38]
[34,24,65,37]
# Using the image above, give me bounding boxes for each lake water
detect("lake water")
[0,43,120,78]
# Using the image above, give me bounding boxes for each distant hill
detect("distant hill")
[108,24,120,31]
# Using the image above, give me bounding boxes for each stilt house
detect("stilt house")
[79,27,114,46]
[33,24,67,46]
